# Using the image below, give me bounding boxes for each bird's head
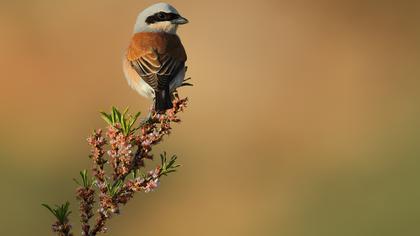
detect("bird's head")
[133,3,189,34]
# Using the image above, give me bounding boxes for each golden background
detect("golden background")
[1,0,420,235]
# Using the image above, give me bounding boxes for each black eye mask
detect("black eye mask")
[145,12,180,24]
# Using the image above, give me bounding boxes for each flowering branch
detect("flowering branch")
[43,97,188,236]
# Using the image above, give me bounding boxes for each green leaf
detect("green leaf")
[160,152,167,166]
[106,179,123,197]
[129,112,141,128]
[80,170,88,187]
[139,171,147,179]
[131,170,137,179]
[114,107,122,123]
[158,152,181,177]
[100,112,112,125]
[74,170,91,188]
[111,107,117,124]
[102,107,142,135]
[41,203,56,216]
[123,107,129,116]
[121,114,127,134]
[42,202,71,224]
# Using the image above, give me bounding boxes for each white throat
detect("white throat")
[134,21,178,34]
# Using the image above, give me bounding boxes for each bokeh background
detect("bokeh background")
[1,0,420,235]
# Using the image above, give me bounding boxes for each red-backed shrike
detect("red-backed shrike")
[123,3,189,112]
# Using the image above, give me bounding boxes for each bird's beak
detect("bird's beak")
[173,16,189,25]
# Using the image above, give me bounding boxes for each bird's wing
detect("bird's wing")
[126,32,187,91]
[131,50,184,91]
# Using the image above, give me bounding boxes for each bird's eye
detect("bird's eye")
[157,12,166,20]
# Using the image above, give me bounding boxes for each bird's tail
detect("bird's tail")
[155,88,173,112]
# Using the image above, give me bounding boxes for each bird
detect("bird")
[123,2,189,112]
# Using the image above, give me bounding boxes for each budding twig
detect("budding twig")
[44,97,188,236]
[89,98,187,235]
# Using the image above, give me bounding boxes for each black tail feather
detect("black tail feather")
[155,89,173,112]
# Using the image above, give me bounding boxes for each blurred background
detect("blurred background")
[1,0,420,235]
